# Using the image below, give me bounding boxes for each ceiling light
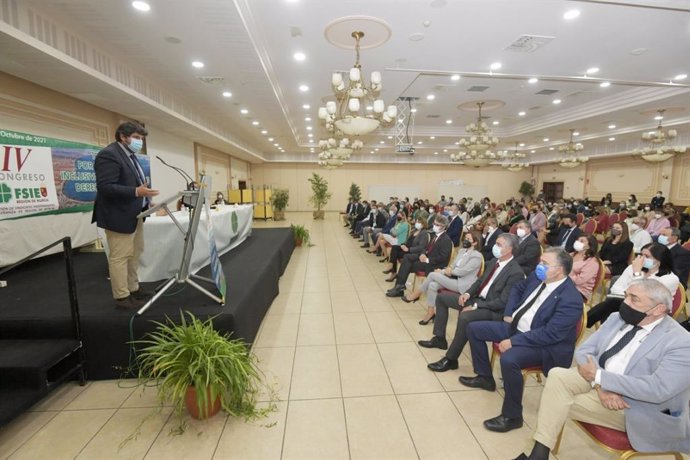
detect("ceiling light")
[558,129,588,168]
[446,119,452,124]
[634,109,688,162]
[375,148,379,151]
[543,138,550,142]
[549,147,554,150]
[453,101,500,167]
[222,91,232,98]
[132,1,151,12]
[493,121,499,125]
[426,94,435,101]
[608,124,616,129]
[443,149,448,152]
[654,115,664,121]
[573,131,580,136]
[379,141,385,144]
[528,77,538,84]
[518,111,526,117]
[429,136,435,140]
[530,150,535,153]
[434,151,438,155]
[417,141,423,145]
[387,135,393,139]
[410,108,417,113]
[552,99,561,104]
[306,126,313,131]
[609,137,615,141]
[305,117,312,122]
[261,130,268,134]
[240,109,249,115]
[252,121,259,126]
[308,133,313,137]
[273,143,279,147]
[451,74,461,81]
[293,52,306,62]
[268,137,274,141]
[191,61,204,69]
[454,142,460,145]
[673,74,688,81]
[586,67,599,75]
[302,104,310,109]
[600,81,611,88]
[519,143,526,147]
[370,150,374,154]
[563,9,580,20]
[490,62,502,70]
[299,84,309,92]
[366,106,373,111]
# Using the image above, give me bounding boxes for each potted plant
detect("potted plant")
[308,172,331,219]
[349,182,362,203]
[133,312,273,431]
[272,188,289,221]
[291,224,310,247]
[519,180,535,199]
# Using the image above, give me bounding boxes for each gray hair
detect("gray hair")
[627,278,673,312]
[544,247,573,275]
[668,227,681,240]
[496,233,519,252]
[434,214,449,227]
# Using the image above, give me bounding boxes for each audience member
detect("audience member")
[447,204,463,247]
[628,215,652,254]
[529,205,547,235]
[569,234,600,301]
[514,220,542,275]
[554,214,581,252]
[659,227,690,289]
[360,204,388,248]
[650,190,665,209]
[599,221,634,276]
[481,217,503,262]
[382,216,425,276]
[646,208,670,238]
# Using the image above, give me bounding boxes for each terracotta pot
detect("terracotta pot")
[294,238,303,247]
[185,386,222,420]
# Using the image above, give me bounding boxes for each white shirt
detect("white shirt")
[610,265,679,298]
[629,228,653,253]
[594,316,664,384]
[479,256,514,299]
[513,277,568,333]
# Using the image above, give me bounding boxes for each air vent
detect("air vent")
[536,89,559,95]
[426,114,441,118]
[467,86,489,92]
[197,76,225,85]
[505,35,555,53]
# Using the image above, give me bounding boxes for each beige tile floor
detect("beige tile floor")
[1,212,687,460]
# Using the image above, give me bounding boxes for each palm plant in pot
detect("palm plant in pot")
[308,172,331,219]
[290,224,310,247]
[272,188,289,221]
[133,312,273,431]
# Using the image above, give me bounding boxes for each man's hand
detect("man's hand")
[577,355,598,382]
[458,293,470,306]
[136,184,159,197]
[444,267,452,276]
[401,245,408,252]
[503,316,513,323]
[461,306,474,313]
[419,254,429,263]
[498,339,512,353]
[597,388,630,411]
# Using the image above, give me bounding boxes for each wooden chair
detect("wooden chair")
[576,213,585,226]
[619,211,628,221]
[436,255,485,297]
[671,283,687,320]
[609,213,620,226]
[509,223,518,235]
[595,214,609,235]
[582,219,597,235]
[587,258,606,310]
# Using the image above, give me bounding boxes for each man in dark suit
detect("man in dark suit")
[650,190,665,209]
[342,199,355,226]
[92,121,159,310]
[660,227,690,288]
[349,200,369,234]
[420,233,525,362]
[460,248,583,433]
[361,205,388,248]
[554,214,581,253]
[447,204,464,247]
[386,215,453,297]
[482,217,504,262]
[515,220,542,275]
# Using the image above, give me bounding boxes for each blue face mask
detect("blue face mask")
[643,257,655,270]
[129,137,143,152]
[657,235,669,246]
[535,263,549,281]
[492,244,502,259]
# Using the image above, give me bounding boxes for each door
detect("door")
[543,182,564,202]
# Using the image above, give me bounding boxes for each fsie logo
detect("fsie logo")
[0,183,12,204]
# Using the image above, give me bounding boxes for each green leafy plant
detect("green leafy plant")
[519,181,535,198]
[290,224,311,247]
[272,188,289,211]
[133,312,274,433]
[348,182,362,202]
[308,173,331,218]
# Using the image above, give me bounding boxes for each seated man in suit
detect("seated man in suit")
[460,247,583,433]
[515,220,542,275]
[447,204,464,247]
[342,199,355,226]
[513,278,690,460]
[554,214,581,252]
[659,227,690,288]
[386,215,452,298]
[353,200,376,238]
[420,233,525,366]
[361,204,388,248]
[481,217,503,262]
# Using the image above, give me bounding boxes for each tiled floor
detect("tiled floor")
[1,212,687,459]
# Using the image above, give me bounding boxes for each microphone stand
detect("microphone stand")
[156,156,195,209]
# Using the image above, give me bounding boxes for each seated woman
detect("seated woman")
[214,192,229,206]
[598,221,634,276]
[587,242,678,327]
[403,230,484,325]
[383,217,427,280]
[569,234,600,302]
[369,210,408,257]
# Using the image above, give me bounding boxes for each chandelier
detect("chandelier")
[454,102,500,167]
[317,133,363,169]
[318,31,397,136]
[501,142,530,172]
[632,110,688,162]
[558,128,588,168]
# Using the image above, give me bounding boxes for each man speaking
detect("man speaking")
[92,121,159,309]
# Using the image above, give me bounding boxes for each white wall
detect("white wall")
[146,126,196,199]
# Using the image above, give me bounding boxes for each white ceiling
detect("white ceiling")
[1,0,689,165]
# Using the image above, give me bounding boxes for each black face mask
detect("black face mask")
[619,301,649,326]
[462,239,472,249]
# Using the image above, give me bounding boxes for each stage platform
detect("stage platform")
[0,228,294,380]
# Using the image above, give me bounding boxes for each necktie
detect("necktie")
[510,283,547,334]
[477,261,500,293]
[129,154,146,185]
[426,235,438,253]
[561,228,573,247]
[598,326,642,368]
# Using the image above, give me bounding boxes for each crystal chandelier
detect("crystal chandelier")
[453,102,500,167]
[317,133,363,169]
[558,129,588,168]
[318,31,397,136]
[501,142,530,172]
[632,110,688,162]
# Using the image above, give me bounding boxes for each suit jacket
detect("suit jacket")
[669,244,690,289]
[345,202,355,214]
[424,232,453,270]
[449,249,483,293]
[373,211,387,229]
[407,229,430,255]
[650,196,665,208]
[515,233,542,275]
[481,229,504,262]
[92,142,147,234]
[447,215,463,247]
[466,258,525,313]
[575,314,690,453]
[556,225,581,252]
[506,275,584,374]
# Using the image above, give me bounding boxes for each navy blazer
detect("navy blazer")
[92,142,148,234]
[447,215,463,246]
[669,244,690,289]
[515,233,542,275]
[506,274,584,374]
[481,229,504,262]
[556,225,582,253]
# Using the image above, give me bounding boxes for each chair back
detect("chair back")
[583,219,597,234]
[595,214,609,234]
[671,284,687,319]
[587,258,606,309]
[576,213,585,226]
[619,211,628,221]
[576,309,588,345]
[477,255,485,277]
[669,216,679,228]
[608,213,619,225]
[509,223,518,235]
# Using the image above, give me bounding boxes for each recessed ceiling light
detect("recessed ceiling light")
[366,106,373,111]
[410,108,417,113]
[654,115,664,121]
[222,91,232,98]
[673,74,688,81]
[252,121,260,126]
[304,117,311,122]
[528,77,538,84]
[307,133,313,137]
[445,119,452,124]
[543,138,550,142]
[434,151,439,155]
[268,137,274,141]
[490,62,502,70]
[518,111,526,116]
[375,148,379,151]
[519,143,526,147]
[261,130,268,134]
[600,81,611,88]
[302,104,310,109]
[443,149,448,152]
[549,147,555,150]
[552,99,561,104]
[379,141,385,144]
[298,84,309,92]
[492,121,499,125]
[429,136,436,140]
[240,109,249,115]
[563,9,580,20]
[451,74,461,81]
[191,60,204,69]
[306,126,312,131]
[417,141,423,145]
[273,143,279,147]
[586,67,599,75]
[426,94,435,101]
[609,137,616,141]
[293,52,306,62]
[573,131,580,136]
[132,1,151,12]
[370,151,374,154]
[608,124,616,129]
[387,135,393,140]
[530,150,535,153]
[454,141,460,145]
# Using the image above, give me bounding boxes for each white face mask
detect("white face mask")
[486,226,495,234]
[414,222,422,230]
[516,228,526,238]
[573,240,586,252]
[655,214,662,219]
[428,208,434,213]
[644,207,650,211]
[433,225,442,234]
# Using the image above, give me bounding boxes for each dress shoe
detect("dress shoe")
[458,375,496,391]
[382,268,393,274]
[427,357,458,372]
[131,287,155,300]
[384,275,397,282]
[379,258,388,263]
[401,295,419,304]
[512,454,529,460]
[417,336,448,350]
[483,414,523,433]
[361,243,370,248]
[418,314,435,325]
[385,286,405,297]
[114,295,145,310]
